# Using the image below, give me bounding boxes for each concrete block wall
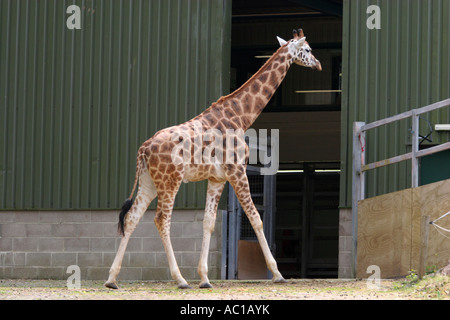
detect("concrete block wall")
[338,208,353,278]
[0,210,222,281]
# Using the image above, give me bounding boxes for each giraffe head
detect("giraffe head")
[277,28,322,71]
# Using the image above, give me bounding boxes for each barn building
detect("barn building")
[0,0,449,281]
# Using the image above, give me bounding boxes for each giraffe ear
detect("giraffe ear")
[293,37,306,49]
[277,36,287,47]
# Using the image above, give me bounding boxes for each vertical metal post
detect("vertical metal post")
[263,172,276,280]
[411,111,420,188]
[352,122,365,277]
[221,210,228,280]
[360,133,366,201]
[300,164,311,278]
[227,184,238,280]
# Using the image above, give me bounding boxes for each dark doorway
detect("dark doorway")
[227,0,343,279]
[276,164,340,278]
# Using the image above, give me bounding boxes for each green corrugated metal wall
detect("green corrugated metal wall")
[0,0,231,210]
[340,0,450,207]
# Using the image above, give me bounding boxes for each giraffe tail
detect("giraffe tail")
[117,156,143,236]
[117,199,133,236]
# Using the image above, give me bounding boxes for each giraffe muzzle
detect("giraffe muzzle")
[312,59,322,72]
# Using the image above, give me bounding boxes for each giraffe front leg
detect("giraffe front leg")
[245,211,286,283]
[198,180,226,289]
[229,174,287,284]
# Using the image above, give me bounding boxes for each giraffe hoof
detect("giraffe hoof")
[199,282,213,289]
[273,277,288,284]
[178,283,192,289]
[104,281,119,290]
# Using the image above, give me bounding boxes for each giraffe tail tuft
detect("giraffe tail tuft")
[117,155,144,236]
[118,198,133,236]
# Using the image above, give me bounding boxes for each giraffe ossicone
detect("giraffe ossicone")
[105,28,322,290]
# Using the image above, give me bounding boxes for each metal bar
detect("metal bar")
[415,98,450,115]
[357,99,450,187]
[360,109,414,132]
[352,99,450,278]
[300,164,309,278]
[360,98,450,133]
[361,152,413,172]
[360,133,450,173]
[416,142,450,158]
[221,210,228,280]
[263,171,276,280]
[227,184,237,280]
[411,111,419,188]
[351,122,365,278]
[360,129,366,201]
[357,143,445,195]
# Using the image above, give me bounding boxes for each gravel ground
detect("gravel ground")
[0,277,448,300]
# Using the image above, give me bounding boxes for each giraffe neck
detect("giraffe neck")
[195,45,292,132]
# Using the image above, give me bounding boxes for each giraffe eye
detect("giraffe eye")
[305,49,311,53]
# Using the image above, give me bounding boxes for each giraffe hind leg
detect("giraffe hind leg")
[105,172,157,289]
[153,178,191,289]
[154,200,191,289]
[198,180,226,288]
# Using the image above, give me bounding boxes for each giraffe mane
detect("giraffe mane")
[215,43,289,105]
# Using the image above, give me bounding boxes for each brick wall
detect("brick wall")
[0,210,222,281]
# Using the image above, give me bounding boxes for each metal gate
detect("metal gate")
[221,166,276,280]
[352,98,450,277]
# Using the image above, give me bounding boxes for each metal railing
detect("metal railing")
[351,98,450,276]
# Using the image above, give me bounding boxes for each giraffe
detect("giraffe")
[105,28,322,289]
